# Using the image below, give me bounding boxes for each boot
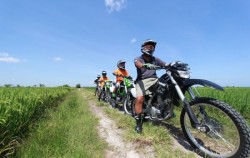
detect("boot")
[135,113,143,133]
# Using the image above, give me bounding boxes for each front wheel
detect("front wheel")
[180,97,250,158]
[98,89,102,101]
[123,93,134,116]
[106,90,111,103]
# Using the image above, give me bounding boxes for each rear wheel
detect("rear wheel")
[180,97,250,158]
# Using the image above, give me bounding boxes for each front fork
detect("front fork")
[167,72,200,129]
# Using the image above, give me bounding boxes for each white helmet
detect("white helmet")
[141,39,157,56]
[117,60,126,69]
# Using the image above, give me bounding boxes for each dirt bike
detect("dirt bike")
[123,76,136,116]
[131,61,250,158]
[104,80,114,104]
[98,80,112,102]
[110,76,134,109]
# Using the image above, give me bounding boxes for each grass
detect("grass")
[13,86,249,157]
[17,89,107,158]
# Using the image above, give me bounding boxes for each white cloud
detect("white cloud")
[0,53,21,63]
[53,57,63,62]
[105,0,127,13]
[131,38,136,44]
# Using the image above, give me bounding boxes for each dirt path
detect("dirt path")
[85,94,202,158]
[88,100,155,158]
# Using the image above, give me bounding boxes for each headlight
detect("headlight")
[177,70,190,78]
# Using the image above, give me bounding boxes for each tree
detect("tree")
[4,84,12,87]
[39,83,46,87]
[63,84,70,87]
[76,84,81,88]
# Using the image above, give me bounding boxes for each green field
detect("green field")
[0,87,71,156]
[193,87,250,121]
[0,87,249,157]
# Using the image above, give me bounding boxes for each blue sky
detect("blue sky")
[0,0,249,87]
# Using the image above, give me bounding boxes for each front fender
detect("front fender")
[130,87,136,98]
[182,79,224,92]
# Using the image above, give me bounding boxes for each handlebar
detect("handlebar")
[153,65,169,70]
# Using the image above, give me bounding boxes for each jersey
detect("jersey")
[134,55,166,81]
[99,76,109,88]
[113,69,129,83]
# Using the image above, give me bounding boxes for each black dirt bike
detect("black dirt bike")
[131,61,250,158]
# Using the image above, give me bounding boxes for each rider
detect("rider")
[98,71,109,93]
[94,75,101,96]
[112,60,130,100]
[134,39,169,133]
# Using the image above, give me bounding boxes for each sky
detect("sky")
[0,0,250,87]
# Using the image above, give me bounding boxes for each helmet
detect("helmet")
[141,39,157,56]
[102,71,107,77]
[117,60,126,69]
[97,75,101,79]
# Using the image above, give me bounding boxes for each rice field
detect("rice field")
[0,87,71,155]
[193,87,250,121]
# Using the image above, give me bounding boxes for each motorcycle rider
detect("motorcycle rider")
[94,75,101,96]
[112,60,130,101]
[98,71,109,96]
[134,39,169,133]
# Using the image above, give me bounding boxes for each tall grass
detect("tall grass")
[194,87,250,121]
[0,87,71,156]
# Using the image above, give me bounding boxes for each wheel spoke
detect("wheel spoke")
[209,128,235,149]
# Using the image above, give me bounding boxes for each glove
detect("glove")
[143,63,156,70]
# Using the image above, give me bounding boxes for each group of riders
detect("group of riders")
[92,39,250,158]
[94,39,170,134]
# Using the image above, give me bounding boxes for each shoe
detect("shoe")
[135,125,142,134]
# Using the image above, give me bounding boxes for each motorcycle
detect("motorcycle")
[106,80,116,104]
[110,76,133,109]
[98,80,112,102]
[131,61,250,158]
[123,76,136,116]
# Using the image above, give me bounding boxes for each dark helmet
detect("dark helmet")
[141,39,157,56]
[117,60,126,70]
[102,71,107,77]
[97,75,101,79]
